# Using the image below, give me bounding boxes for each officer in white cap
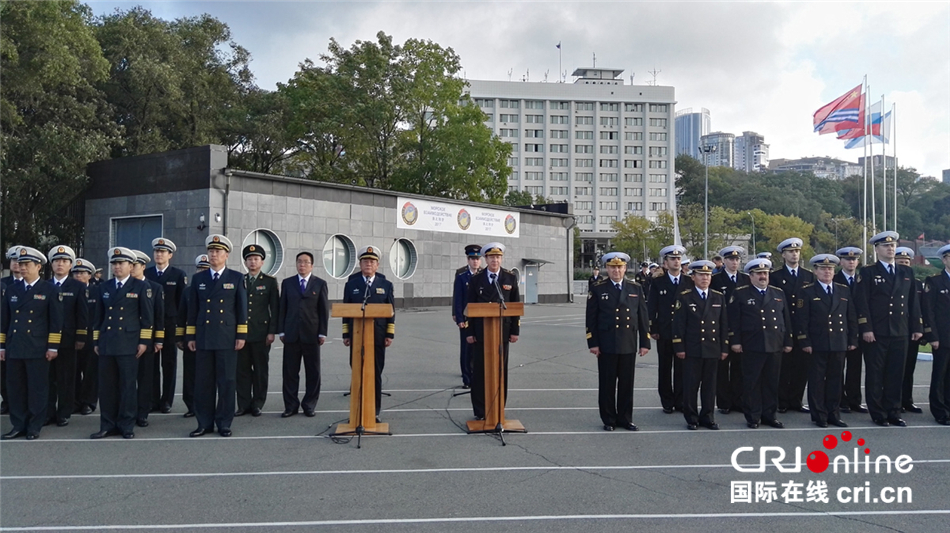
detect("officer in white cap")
[45,245,88,427]
[922,244,950,425]
[586,252,650,431]
[892,247,926,414]
[672,260,728,430]
[2,246,24,288]
[729,258,793,429]
[712,246,749,414]
[130,251,164,428]
[854,231,922,427]
[797,254,857,428]
[463,242,520,423]
[756,251,772,260]
[649,244,691,414]
[342,245,396,420]
[71,259,99,416]
[0,247,63,440]
[834,246,866,413]
[90,247,154,440]
[146,237,187,414]
[770,237,814,414]
[185,234,247,437]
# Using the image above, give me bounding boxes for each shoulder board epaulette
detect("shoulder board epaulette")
[833,282,848,288]
[376,273,387,280]
[502,268,513,274]
[800,267,813,273]
[709,288,723,296]
[735,285,752,292]
[592,279,609,287]
[680,289,692,295]
[767,284,782,291]
[802,283,814,289]
[455,266,468,275]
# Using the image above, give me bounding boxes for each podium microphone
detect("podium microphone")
[361,279,371,311]
[493,274,507,310]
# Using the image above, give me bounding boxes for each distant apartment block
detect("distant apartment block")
[734,131,769,172]
[675,107,710,158]
[699,132,735,168]
[768,157,862,180]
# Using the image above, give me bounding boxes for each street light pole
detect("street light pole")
[698,145,717,258]
[748,211,756,254]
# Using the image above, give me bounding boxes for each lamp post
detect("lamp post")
[698,145,717,258]
[748,211,756,255]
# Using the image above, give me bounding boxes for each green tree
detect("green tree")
[503,189,534,206]
[223,88,296,174]
[1,0,116,249]
[610,214,652,259]
[758,214,815,265]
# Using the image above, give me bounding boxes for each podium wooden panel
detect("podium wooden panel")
[464,302,525,433]
[331,303,394,435]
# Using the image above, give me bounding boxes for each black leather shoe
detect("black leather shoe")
[719,408,731,415]
[829,419,849,427]
[462,384,471,389]
[764,419,785,428]
[184,411,195,418]
[160,403,172,414]
[218,428,232,437]
[662,407,674,414]
[375,416,381,423]
[903,404,923,414]
[56,418,69,427]
[872,419,889,426]
[136,419,149,428]
[887,417,907,427]
[26,433,39,440]
[251,407,262,417]
[839,405,851,413]
[280,409,298,418]
[603,424,615,431]
[90,429,118,439]
[474,416,485,421]
[797,406,811,413]
[815,420,829,428]
[687,423,698,430]
[936,418,950,426]
[122,432,134,439]
[777,407,788,414]
[234,408,249,417]
[304,409,316,417]
[189,428,209,437]
[624,423,639,431]
[80,405,94,415]
[703,422,720,430]
[747,422,759,429]
[852,405,869,413]
[2,429,25,440]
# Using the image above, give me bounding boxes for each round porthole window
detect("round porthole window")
[241,229,284,276]
[322,234,356,279]
[389,239,417,280]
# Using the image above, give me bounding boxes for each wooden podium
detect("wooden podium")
[465,301,526,434]
[330,303,394,436]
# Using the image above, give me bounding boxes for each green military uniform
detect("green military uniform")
[237,267,278,415]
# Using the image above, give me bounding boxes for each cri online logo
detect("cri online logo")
[732,431,913,474]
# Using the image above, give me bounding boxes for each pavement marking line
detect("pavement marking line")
[3,424,948,444]
[3,510,950,530]
[4,459,950,481]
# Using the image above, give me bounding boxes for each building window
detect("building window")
[625,132,643,141]
[551,101,569,110]
[624,173,643,182]
[600,215,618,224]
[624,146,643,155]
[599,117,619,126]
[500,99,519,108]
[649,104,668,112]
[599,187,618,196]
[650,202,668,211]
[323,234,356,279]
[550,115,569,124]
[649,132,668,141]
[389,239,417,280]
[600,131,619,140]
[575,116,593,125]
[509,171,519,180]
[499,114,518,123]
[550,129,568,139]
[525,115,543,124]
[483,113,493,122]
[649,188,668,197]
[624,103,644,112]
[624,160,643,168]
[648,160,668,169]
[600,103,619,112]
[550,172,568,181]
[624,188,643,196]
[549,186,568,195]
[575,131,593,140]
[475,98,494,108]
[550,158,569,167]
[576,102,594,111]
[649,118,668,128]
[524,143,543,152]
[599,173,618,182]
[576,215,593,224]
[575,186,592,195]
[525,186,543,195]
[599,201,618,210]
[508,185,519,193]
[649,146,668,156]
[241,229,284,276]
[524,171,543,181]
[649,173,668,183]
[525,157,543,166]
[575,158,593,167]
[575,172,593,182]
[599,159,619,168]
[626,202,643,211]
[500,128,518,137]
[599,146,618,154]
[507,157,519,167]
[625,117,642,127]
[549,144,569,153]
[575,201,592,210]
[525,100,544,109]
[523,129,543,138]
[575,145,593,154]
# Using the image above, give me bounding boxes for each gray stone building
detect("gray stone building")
[83,145,574,307]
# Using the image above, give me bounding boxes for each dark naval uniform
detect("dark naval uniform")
[93,277,154,436]
[135,279,164,424]
[901,276,927,412]
[770,265,815,412]
[923,270,950,423]
[834,269,864,411]
[648,272,693,412]
[728,284,793,426]
[586,278,650,428]
[673,287,729,428]
[145,264,187,411]
[238,271,278,413]
[464,268,520,420]
[712,270,749,413]
[186,267,248,434]
[853,262,922,424]
[76,283,99,413]
[47,276,88,425]
[342,272,395,415]
[795,282,858,426]
[1,279,63,437]
[453,267,481,388]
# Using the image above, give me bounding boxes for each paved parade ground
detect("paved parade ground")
[1,302,948,532]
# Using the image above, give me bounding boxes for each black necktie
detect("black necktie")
[213,272,220,284]
[791,269,797,280]
[158,270,164,277]
[25,283,31,292]
[888,264,894,277]
[672,277,678,286]
[55,281,62,288]
[490,273,496,285]
[848,276,854,287]
[116,281,122,290]
[700,291,706,300]
[730,275,736,284]
[614,282,622,291]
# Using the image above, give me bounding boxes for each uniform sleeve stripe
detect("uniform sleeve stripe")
[236,325,248,333]
[175,328,185,336]
[93,331,100,340]
[140,329,153,339]
[155,331,165,339]
[186,326,196,334]
[76,329,87,336]
[0,333,6,343]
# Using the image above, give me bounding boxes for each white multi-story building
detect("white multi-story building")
[734,131,769,172]
[467,67,677,239]
[699,132,735,168]
[675,108,711,158]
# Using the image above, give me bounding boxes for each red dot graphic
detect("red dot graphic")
[857,438,865,446]
[823,435,838,450]
[841,431,852,441]
[807,451,830,473]
[865,448,870,454]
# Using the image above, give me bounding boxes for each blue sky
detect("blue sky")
[88,1,950,179]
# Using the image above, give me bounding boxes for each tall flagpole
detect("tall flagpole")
[862,76,868,256]
[869,87,876,237]
[881,94,886,231]
[893,102,898,233]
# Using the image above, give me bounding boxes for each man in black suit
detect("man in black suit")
[648,244,692,414]
[729,258,793,429]
[674,260,729,430]
[145,237,187,413]
[853,231,923,427]
[45,245,88,428]
[342,246,395,418]
[236,245,279,417]
[91,247,154,440]
[797,254,858,428]
[895,247,926,414]
[465,242,519,421]
[1,247,64,440]
[1,246,24,416]
[278,251,329,418]
[834,246,867,414]
[132,250,164,428]
[712,246,749,415]
[770,237,815,414]
[185,235,248,437]
[588,267,601,288]
[71,259,99,415]
[923,244,950,425]
[586,252,650,431]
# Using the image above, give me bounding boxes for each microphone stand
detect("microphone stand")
[493,276,508,445]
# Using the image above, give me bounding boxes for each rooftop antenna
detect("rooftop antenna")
[526,68,529,82]
[544,69,549,83]
[562,69,567,83]
[629,73,635,85]
[507,68,513,82]
[648,66,660,86]
[592,52,596,68]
